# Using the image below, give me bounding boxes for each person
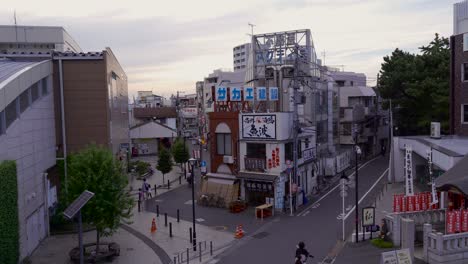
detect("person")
[295,241,313,263]
[142,178,151,199]
[380,219,389,241]
[381,144,386,157]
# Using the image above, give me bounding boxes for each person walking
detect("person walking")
[142,178,152,199]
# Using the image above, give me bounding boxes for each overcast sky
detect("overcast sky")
[0,0,458,98]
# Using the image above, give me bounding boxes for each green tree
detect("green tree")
[378,33,449,135]
[157,147,173,183]
[172,138,189,176]
[66,145,133,253]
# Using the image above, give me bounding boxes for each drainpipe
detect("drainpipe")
[58,59,68,196]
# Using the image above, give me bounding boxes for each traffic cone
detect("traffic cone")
[235,224,244,239]
[151,218,157,233]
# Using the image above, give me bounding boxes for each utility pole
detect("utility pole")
[388,99,394,182]
[353,123,360,243]
[292,44,300,215]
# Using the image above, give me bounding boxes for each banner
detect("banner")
[455,210,462,233]
[393,192,439,213]
[431,182,439,206]
[462,210,468,232]
[447,211,456,234]
[404,145,414,196]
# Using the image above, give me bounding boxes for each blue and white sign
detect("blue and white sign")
[257,87,267,101]
[269,87,279,101]
[244,87,255,101]
[230,87,242,101]
[216,87,227,101]
[201,161,207,167]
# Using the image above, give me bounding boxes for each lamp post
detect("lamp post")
[188,157,197,251]
[353,124,362,243]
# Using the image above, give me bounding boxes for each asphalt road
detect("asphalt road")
[216,156,389,264]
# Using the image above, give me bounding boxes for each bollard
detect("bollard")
[186,248,189,264]
[169,223,173,238]
[174,256,176,264]
[189,228,193,243]
[210,241,213,256]
[179,176,182,185]
[177,209,180,222]
[138,200,141,212]
[154,184,157,196]
[165,213,168,227]
[199,242,202,262]
[156,205,159,217]
[168,179,170,189]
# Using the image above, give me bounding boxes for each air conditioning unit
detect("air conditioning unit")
[223,155,234,164]
[430,122,441,139]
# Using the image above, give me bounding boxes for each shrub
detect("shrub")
[371,238,394,248]
[0,161,19,264]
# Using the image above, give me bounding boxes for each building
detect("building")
[176,93,198,137]
[51,49,130,159]
[134,91,168,108]
[0,25,82,53]
[0,58,56,260]
[233,43,251,71]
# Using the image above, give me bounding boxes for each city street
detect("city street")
[214,156,389,264]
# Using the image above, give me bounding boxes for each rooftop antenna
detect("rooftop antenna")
[247,23,256,38]
[321,50,326,66]
[14,10,19,49]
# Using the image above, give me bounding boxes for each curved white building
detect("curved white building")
[0,58,56,259]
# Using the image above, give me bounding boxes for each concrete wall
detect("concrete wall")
[0,84,56,260]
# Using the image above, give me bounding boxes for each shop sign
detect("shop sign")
[302,148,316,162]
[242,115,276,139]
[362,207,375,227]
[404,145,414,196]
[215,87,279,102]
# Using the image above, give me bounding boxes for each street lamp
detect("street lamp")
[188,157,197,251]
[184,131,191,179]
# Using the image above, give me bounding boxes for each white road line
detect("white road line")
[344,168,389,220]
[302,211,310,217]
[297,156,380,217]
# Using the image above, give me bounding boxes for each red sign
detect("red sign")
[392,192,439,213]
[415,194,420,211]
[462,210,468,232]
[407,196,415,212]
[447,211,455,234]
[421,193,427,211]
[455,210,462,233]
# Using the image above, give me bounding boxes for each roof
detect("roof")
[133,107,177,119]
[130,120,176,139]
[402,135,468,157]
[0,59,38,83]
[435,155,468,195]
[237,171,278,182]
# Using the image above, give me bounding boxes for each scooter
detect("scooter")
[294,254,314,264]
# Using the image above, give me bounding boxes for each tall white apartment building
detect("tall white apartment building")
[233,43,251,71]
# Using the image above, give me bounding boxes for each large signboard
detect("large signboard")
[362,207,375,227]
[242,115,276,139]
[215,87,278,102]
[404,145,414,196]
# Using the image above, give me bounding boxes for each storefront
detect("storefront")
[238,172,278,207]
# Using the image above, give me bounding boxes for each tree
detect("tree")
[157,147,173,183]
[66,145,133,253]
[172,138,190,177]
[378,34,449,135]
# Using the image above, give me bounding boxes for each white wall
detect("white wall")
[0,91,56,259]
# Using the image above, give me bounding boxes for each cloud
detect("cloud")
[0,0,459,97]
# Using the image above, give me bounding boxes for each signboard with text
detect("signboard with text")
[302,148,316,162]
[362,207,375,227]
[215,86,279,102]
[393,192,439,213]
[241,115,276,139]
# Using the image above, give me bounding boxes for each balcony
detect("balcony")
[244,157,266,172]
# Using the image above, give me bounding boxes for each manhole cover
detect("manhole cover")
[252,232,269,239]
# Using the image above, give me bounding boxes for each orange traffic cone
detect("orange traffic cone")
[234,224,244,239]
[151,218,157,233]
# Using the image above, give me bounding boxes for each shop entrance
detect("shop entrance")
[245,181,274,206]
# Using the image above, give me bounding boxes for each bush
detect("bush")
[135,161,150,176]
[371,238,394,248]
[0,161,19,264]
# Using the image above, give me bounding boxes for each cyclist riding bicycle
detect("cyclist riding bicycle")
[295,241,314,264]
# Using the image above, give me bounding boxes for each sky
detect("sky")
[0,0,459,99]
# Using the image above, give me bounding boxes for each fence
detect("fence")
[424,223,468,264]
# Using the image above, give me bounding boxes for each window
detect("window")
[246,143,266,158]
[42,77,48,95]
[19,89,30,113]
[336,81,345,87]
[464,33,468,51]
[216,133,232,155]
[463,63,468,81]
[350,81,354,86]
[31,83,39,102]
[5,100,18,128]
[342,123,352,135]
[0,111,4,134]
[463,105,468,124]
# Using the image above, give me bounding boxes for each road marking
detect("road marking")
[196,218,205,222]
[184,200,197,205]
[297,156,380,217]
[344,168,389,220]
[312,203,320,209]
[302,211,310,217]
[346,205,352,211]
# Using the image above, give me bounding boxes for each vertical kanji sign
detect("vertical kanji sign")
[404,145,414,196]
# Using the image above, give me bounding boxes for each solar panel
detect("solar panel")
[63,190,95,219]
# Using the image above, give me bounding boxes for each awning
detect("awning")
[205,172,237,184]
[237,172,278,182]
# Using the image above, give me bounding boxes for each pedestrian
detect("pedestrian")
[379,219,389,241]
[142,178,151,199]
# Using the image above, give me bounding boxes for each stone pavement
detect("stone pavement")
[30,227,162,264]
[30,161,233,264]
